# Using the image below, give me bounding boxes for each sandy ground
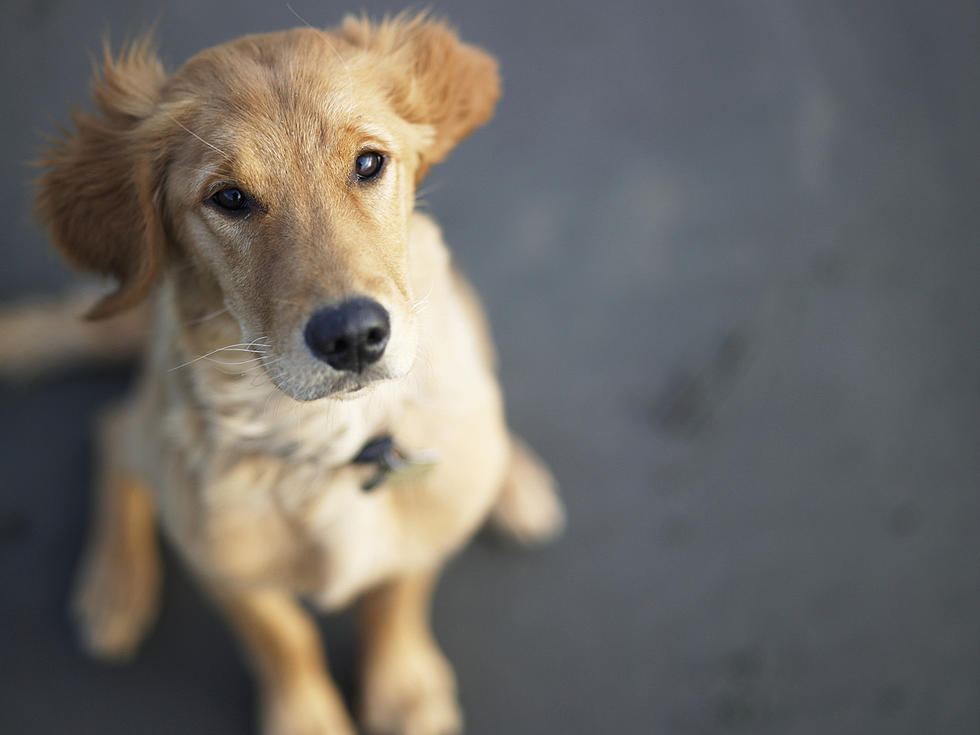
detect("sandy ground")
[0,1,977,733]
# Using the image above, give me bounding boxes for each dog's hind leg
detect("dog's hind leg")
[71,404,161,660]
[487,435,565,546]
[211,587,356,735]
[358,569,462,735]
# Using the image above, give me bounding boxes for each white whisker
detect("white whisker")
[415,179,445,200]
[167,114,232,161]
[285,2,315,28]
[236,356,285,377]
[186,306,230,325]
[286,2,353,90]
[205,356,269,367]
[411,280,435,313]
[169,338,271,371]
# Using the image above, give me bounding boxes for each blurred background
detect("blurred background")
[1,1,978,733]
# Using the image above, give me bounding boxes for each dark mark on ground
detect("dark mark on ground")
[655,327,751,438]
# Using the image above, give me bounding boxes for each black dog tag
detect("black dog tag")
[352,435,437,492]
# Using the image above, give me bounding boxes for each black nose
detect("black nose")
[304,298,390,372]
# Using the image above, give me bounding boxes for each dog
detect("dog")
[21,14,565,735]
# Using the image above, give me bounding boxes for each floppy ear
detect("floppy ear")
[36,37,168,319]
[341,14,501,182]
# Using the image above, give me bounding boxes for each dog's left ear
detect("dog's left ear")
[341,14,501,182]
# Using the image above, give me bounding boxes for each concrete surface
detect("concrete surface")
[1,1,978,733]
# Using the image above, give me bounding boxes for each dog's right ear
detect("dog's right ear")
[36,37,168,319]
[341,14,501,183]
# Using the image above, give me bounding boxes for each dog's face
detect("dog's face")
[37,17,499,400]
[164,29,438,399]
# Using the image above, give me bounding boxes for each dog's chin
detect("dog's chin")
[260,336,418,403]
[267,368,388,403]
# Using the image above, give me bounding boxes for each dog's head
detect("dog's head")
[36,15,499,400]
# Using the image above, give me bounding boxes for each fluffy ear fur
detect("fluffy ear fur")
[341,13,501,182]
[36,37,168,319]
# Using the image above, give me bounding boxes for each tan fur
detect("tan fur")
[0,291,147,379]
[31,14,563,735]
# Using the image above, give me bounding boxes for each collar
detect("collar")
[351,435,408,492]
[351,435,439,492]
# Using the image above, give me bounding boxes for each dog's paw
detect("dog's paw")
[361,641,462,735]
[71,537,160,661]
[262,677,357,735]
[488,436,566,546]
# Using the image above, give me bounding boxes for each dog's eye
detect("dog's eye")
[355,152,385,181]
[211,188,249,213]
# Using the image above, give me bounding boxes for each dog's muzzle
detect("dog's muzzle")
[304,297,390,373]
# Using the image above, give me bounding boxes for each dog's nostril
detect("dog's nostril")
[304,298,390,373]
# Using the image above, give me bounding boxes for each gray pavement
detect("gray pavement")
[1,1,978,733]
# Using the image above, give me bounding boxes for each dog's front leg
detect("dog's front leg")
[212,586,356,735]
[358,570,461,735]
[72,405,160,660]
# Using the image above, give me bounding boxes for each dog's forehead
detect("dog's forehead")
[176,27,357,92]
[176,31,385,129]
[166,30,401,188]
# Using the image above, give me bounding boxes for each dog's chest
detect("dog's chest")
[156,369,504,609]
[157,377,420,588]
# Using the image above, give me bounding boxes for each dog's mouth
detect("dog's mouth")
[262,358,390,402]
[326,374,379,399]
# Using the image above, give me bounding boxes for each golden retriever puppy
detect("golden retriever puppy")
[32,14,564,735]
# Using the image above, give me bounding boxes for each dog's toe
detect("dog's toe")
[361,640,461,735]
[262,676,357,735]
[72,541,160,661]
[398,696,462,735]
